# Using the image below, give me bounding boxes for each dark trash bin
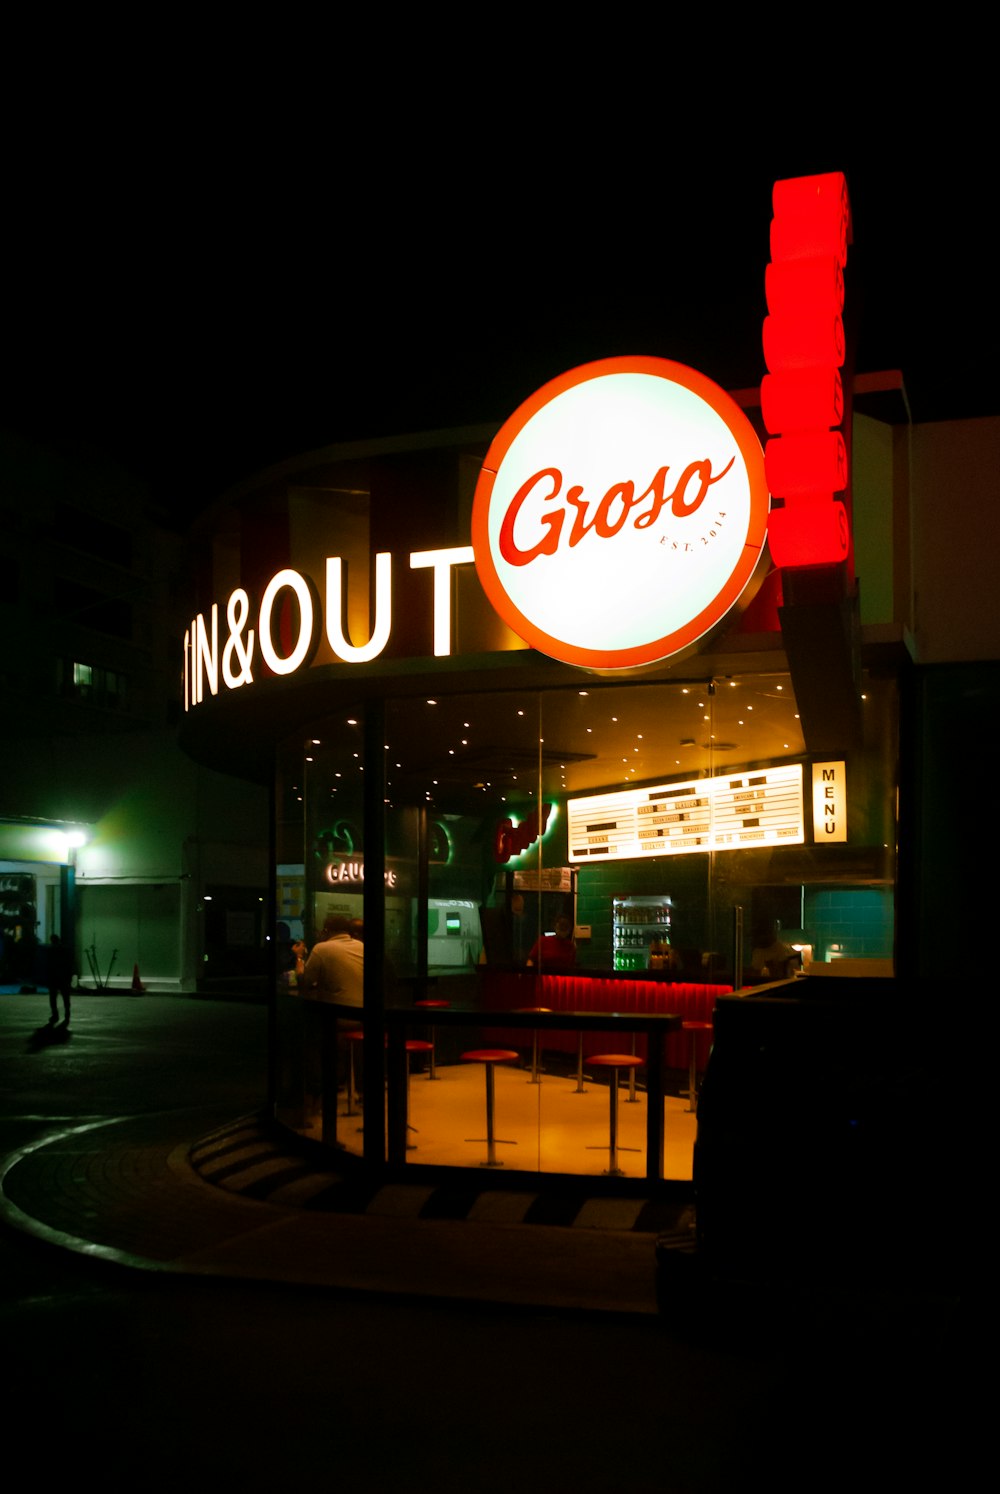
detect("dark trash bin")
[688,976,954,1294]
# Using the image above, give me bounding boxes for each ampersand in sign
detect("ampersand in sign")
[222,589,255,688]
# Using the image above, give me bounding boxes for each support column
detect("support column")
[363,699,387,1172]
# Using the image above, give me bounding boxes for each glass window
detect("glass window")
[273,664,898,1179]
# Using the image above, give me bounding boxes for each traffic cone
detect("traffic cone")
[131,963,145,993]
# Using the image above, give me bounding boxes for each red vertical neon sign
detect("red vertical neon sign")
[761,172,852,569]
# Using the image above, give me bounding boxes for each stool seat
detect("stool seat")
[587,1053,644,1176]
[461,1050,518,1166]
[342,1032,438,1051]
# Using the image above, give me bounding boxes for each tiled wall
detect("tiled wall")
[801,886,894,962]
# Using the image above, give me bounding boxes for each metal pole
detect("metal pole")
[608,1067,620,1174]
[573,1031,587,1093]
[485,1061,497,1166]
[363,700,387,1172]
[733,904,745,989]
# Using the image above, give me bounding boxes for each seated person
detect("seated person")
[526,915,577,972]
[301,915,365,1007]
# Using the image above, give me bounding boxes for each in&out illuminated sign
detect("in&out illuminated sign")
[185,359,771,706]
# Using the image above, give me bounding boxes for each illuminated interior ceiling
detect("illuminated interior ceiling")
[305,676,808,816]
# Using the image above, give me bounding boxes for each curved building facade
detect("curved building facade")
[179,354,911,1189]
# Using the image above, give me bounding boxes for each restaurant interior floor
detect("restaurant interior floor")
[327,1051,699,1180]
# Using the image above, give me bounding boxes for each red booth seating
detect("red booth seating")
[479,970,729,1072]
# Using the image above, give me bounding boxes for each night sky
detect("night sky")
[6,99,997,525]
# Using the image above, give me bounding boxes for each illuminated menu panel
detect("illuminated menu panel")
[567,765,804,862]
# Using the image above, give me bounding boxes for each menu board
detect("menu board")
[567,764,804,862]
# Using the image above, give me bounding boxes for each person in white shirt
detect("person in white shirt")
[301,915,365,1007]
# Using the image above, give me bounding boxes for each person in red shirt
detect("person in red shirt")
[526,915,577,972]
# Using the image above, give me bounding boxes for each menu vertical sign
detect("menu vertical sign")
[811,760,847,842]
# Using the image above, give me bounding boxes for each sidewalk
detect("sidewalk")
[1,991,966,1336]
[1,1101,694,1316]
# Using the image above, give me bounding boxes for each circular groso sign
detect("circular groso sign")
[472,356,770,670]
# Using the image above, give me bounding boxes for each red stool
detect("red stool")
[682,1020,713,1113]
[404,1039,434,1149]
[343,1032,432,1147]
[586,1054,644,1176]
[461,1049,519,1167]
[512,1007,552,1083]
[414,999,450,1080]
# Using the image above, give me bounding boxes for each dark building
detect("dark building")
[0,430,268,995]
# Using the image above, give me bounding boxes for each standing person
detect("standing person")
[526,914,577,972]
[301,915,365,1009]
[749,919,801,982]
[47,933,74,1026]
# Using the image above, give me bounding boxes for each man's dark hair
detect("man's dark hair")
[320,915,353,940]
